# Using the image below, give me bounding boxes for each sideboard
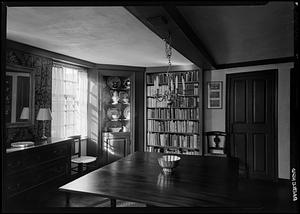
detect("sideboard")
[5,137,72,208]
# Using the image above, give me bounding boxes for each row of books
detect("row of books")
[165,149,201,156]
[147,97,198,108]
[147,108,200,120]
[146,70,199,84]
[148,120,199,133]
[147,147,201,155]
[147,132,198,148]
[147,84,199,96]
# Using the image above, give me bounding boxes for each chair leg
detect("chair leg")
[65,192,70,207]
[78,163,83,175]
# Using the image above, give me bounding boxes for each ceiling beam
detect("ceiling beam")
[163,5,216,68]
[125,6,215,70]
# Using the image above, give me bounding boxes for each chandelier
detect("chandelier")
[153,32,185,106]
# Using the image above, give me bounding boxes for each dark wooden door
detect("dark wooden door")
[226,70,277,180]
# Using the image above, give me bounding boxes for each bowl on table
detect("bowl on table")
[158,155,181,174]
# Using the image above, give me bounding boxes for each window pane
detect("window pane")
[51,63,87,138]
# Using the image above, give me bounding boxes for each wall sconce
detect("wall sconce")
[37,108,52,140]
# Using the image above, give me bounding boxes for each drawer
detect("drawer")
[6,159,68,198]
[7,144,69,174]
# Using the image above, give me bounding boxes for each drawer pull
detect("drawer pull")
[8,160,22,168]
[8,183,20,191]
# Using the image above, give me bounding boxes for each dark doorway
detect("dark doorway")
[226,70,277,180]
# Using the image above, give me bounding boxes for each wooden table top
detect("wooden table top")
[59,151,240,207]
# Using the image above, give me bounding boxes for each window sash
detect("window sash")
[51,63,87,139]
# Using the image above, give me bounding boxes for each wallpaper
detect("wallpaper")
[6,48,53,147]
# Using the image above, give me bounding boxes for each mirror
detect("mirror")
[5,64,35,127]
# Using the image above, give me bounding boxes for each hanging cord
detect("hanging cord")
[164,32,172,90]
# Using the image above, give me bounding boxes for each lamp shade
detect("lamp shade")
[36,108,52,121]
[20,107,30,120]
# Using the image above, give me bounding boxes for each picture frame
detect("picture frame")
[207,81,222,109]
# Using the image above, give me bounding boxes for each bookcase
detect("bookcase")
[145,69,203,155]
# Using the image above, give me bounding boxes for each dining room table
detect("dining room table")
[58,151,251,208]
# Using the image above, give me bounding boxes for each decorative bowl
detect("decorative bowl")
[110,127,122,132]
[11,141,34,148]
[158,155,181,174]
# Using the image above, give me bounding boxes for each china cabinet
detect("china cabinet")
[99,72,135,165]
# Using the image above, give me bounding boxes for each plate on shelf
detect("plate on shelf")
[123,106,130,120]
[107,77,121,90]
[11,141,34,148]
[107,108,121,121]
[125,121,130,130]
[119,91,129,104]
[122,78,130,89]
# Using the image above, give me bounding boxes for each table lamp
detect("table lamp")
[20,107,30,120]
[37,108,52,140]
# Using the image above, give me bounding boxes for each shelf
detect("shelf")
[147,131,199,135]
[147,144,199,151]
[109,119,130,121]
[147,118,199,121]
[147,107,197,109]
[147,95,198,98]
[147,81,199,85]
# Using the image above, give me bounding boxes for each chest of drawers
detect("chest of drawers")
[5,138,72,205]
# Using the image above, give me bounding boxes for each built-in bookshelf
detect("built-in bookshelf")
[145,69,203,155]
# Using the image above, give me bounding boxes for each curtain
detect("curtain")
[51,63,88,138]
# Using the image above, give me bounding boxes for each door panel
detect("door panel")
[234,80,247,123]
[253,80,266,124]
[227,70,277,180]
[234,133,247,168]
[107,138,126,164]
[253,133,266,172]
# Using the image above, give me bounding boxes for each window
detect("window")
[51,62,88,138]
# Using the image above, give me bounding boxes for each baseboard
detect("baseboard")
[277,178,290,184]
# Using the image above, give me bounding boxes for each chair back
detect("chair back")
[205,131,227,156]
[69,135,81,158]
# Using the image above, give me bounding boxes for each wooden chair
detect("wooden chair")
[205,131,227,157]
[69,135,97,177]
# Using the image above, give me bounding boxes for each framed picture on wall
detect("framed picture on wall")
[207,81,222,109]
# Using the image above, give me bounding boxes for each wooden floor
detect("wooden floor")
[4,177,298,213]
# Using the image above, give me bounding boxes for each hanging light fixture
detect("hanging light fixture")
[153,32,185,106]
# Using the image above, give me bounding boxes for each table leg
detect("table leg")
[65,192,70,207]
[110,199,116,207]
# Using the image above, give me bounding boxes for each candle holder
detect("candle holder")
[153,32,186,106]
[153,79,185,106]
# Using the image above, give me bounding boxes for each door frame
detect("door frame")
[225,69,278,180]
